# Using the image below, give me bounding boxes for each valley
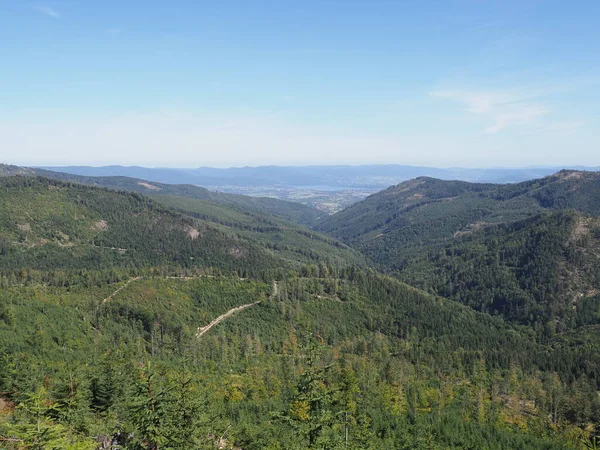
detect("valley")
[39,164,600,215]
[204,185,377,214]
[0,165,599,449]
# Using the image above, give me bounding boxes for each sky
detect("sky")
[0,0,599,168]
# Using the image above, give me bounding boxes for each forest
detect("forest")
[319,171,600,331]
[0,169,599,449]
[2,271,599,449]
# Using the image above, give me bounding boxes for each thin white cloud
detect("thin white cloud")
[33,4,60,19]
[430,90,516,114]
[484,106,548,134]
[430,89,549,133]
[106,28,121,35]
[535,120,589,136]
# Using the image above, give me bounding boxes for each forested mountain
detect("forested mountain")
[151,194,364,269]
[0,165,364,270]
[0,176,360,278]
[1,171,599,448]
[0,165,37,177]
[319,170,600,246]
[399,211,600,329]
[22,166,324,227]
[0,176,282,276]
[26,165,367,266]
[319,171,600,326]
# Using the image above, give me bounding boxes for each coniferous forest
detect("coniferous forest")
[1,169,600,449]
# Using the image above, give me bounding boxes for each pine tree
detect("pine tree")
[128,364,169,450]
[275,338,336,448]
[0,387,96,450]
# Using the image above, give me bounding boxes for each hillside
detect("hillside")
[1,166,364,269]
[153,194,364,268]
[0,176,364,281]
[0,176,288,276]
[1,270,597,449]
[320,170,600,241]
[400,211,600,328]
[319,170,600,328]
[0,164,36,177]
[29,167,324,227]
[6,166,364,267]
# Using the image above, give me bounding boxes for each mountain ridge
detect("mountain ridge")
[0,165,365,269]
[4,165,324,227]
[38,163,600,187]
[319,169,600,330]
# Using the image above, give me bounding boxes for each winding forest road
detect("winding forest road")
[101,275,215,304]
[100,276,279,339]
[195,301,261,338]
[195,281,279,339]
[102,276,143,303]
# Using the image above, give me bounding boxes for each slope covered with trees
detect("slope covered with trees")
[319,170,600,329]
[1,165,366,268]
[17,166,362,268]
[152,194,363,269]
[0,176,360,279]
[29,166,324,227]
[1,270,598,449]
[0,176,283,276]
[319,170,600,250]
[399,211,600,330]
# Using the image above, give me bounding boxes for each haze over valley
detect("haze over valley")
[39,164,600,213]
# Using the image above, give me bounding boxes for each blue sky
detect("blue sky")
[0,0,599,167]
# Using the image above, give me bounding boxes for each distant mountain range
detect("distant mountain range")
[38,164,600,188]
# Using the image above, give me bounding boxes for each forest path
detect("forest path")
[195,301,260,338]
[100,276,278,337]
[196,280,279,339]
[102,276,143,303]
[101,275,217,304]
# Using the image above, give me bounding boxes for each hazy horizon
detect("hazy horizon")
[32,163,600,171]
